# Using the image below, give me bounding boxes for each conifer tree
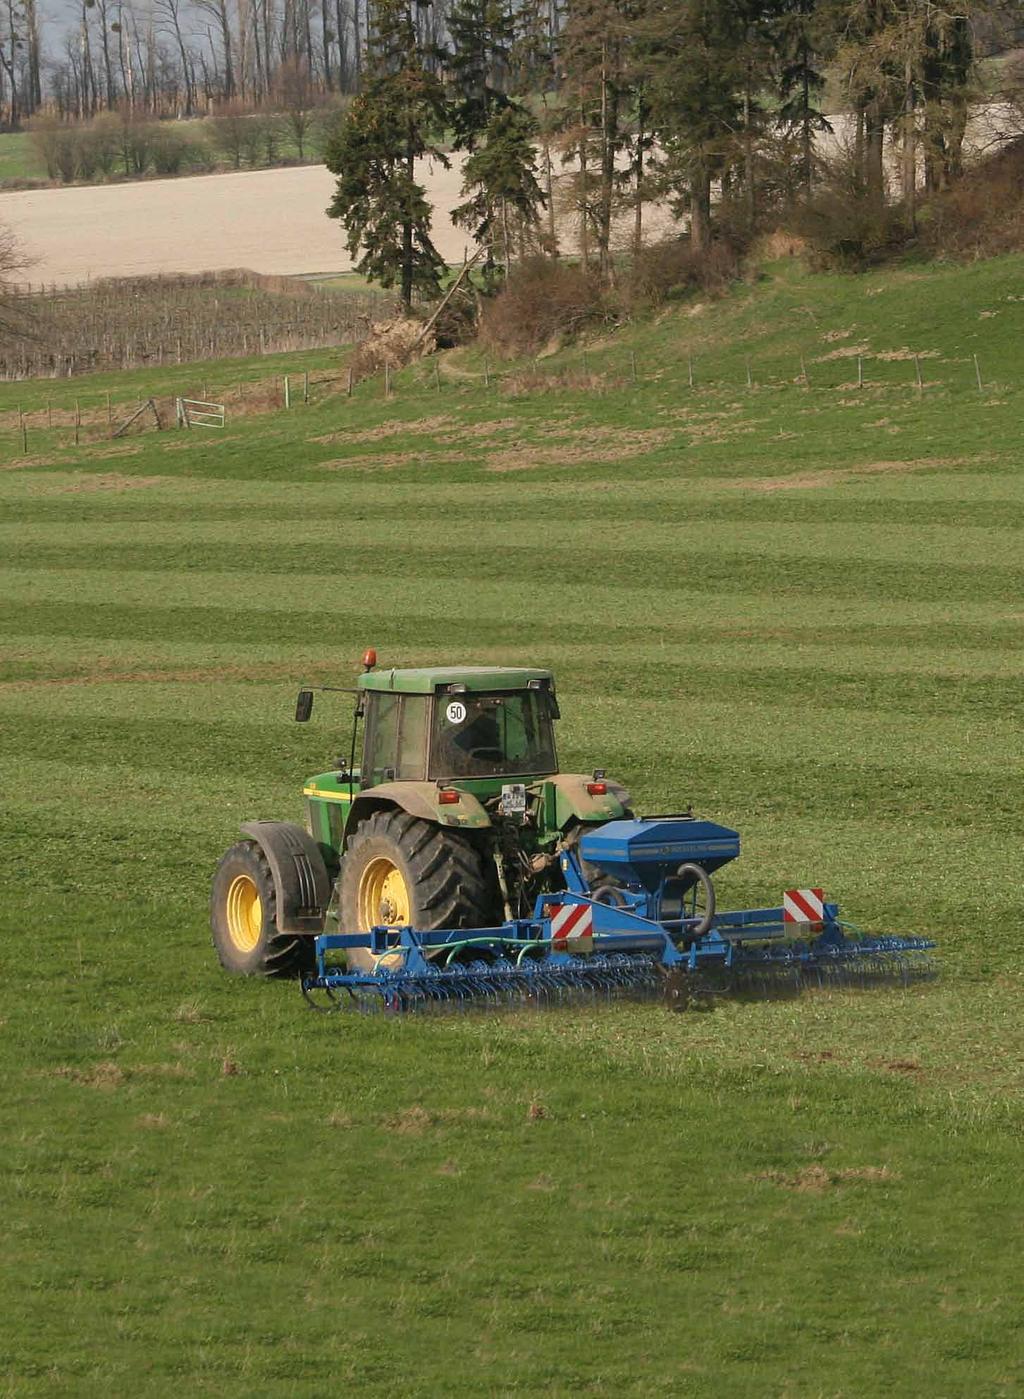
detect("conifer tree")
[775,0,832,195]
[324,0,448,310]
[446,0,514,151]
[452,105,546,269]
[447,0,545,275]
[641,0,751,251]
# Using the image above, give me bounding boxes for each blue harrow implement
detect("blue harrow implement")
[301,817,935,1013]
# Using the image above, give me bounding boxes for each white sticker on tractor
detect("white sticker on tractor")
[446,701,467,724]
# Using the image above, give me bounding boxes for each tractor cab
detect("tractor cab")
[359,667,559,785]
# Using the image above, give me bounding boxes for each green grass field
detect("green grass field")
[2,254,1023,1396]
[0,131,40,183]
[0,118,328,188]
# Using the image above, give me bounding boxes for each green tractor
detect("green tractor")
[211,656,631,976]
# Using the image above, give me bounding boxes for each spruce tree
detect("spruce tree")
[324,0,448,310]
[452,106,546,269]
[447,0,545,275]
[641,0,751,252]
[447,0,515,151]
[775,0,832,195]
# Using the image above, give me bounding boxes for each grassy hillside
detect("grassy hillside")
[2,254,1023,1396]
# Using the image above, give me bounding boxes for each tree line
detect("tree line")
[1,0,1018,131]
[322,0,1022,310]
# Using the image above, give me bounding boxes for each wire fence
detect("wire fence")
[0,343,1011,459]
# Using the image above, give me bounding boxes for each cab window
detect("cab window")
[429,691,557,779]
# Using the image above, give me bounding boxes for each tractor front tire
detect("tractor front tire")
[339,809,493,972]
[211,840,309,977]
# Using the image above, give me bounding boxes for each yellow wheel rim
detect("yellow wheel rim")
[226,873,263,953]
[358,857,411,929]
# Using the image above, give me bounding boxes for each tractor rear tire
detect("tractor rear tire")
[339,809,493,972]
[211,840,309,977]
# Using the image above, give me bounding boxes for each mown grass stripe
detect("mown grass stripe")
[1,548,1022,607]
[6,494,1024,530]
[1,519,1021,568]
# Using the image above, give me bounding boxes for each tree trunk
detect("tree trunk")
[597,39,619,282]
[865,99,884,205]
[402,130,414,311]
[633,89,647,260]
[577,96,590,268]
[902,50,916,229]
[743,77,755,232]
[801,47,812,193]
[690,160,711,253]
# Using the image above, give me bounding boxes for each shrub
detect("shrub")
[117,115,154,176]
[82,112,122,177]
[27,115,78,183]
[149,125,195,176]
[622,238,742,309]
[478,258,608,357]
[790,154,908,270]
[917,139,1024,259]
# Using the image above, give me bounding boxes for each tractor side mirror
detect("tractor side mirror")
[295,689,314,722]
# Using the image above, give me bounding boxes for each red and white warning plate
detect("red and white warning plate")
[783,888,826,927]
[548,901,594,952]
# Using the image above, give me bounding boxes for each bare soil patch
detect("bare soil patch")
[27,469,167,496]
[724,454,994,493]
[51,1060,126,1090]
[485,424,674,472]
[313,414,455,445]
[757,1165,898,1193]
[0,452,59,471]
[380,1105,490,1134]
[316,449,467,472]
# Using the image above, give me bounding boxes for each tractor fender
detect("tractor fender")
[546,773,632,828]
[240,820,331,935]
[343,782,491,838]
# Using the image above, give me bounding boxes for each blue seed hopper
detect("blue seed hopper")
[302,815,935,1012]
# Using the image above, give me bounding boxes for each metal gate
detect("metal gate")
[176,398,225,428]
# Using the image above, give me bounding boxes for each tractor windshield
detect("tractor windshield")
[430,690,557,780]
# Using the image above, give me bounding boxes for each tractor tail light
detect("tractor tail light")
[587,781,607,795]
[438,789,460,805]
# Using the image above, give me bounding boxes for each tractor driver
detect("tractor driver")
[451,701,504,762]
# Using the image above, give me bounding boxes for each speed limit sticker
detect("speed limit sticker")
[446,701,467,724]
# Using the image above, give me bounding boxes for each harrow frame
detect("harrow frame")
[300,889,935,1012]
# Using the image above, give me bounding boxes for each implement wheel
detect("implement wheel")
[339,808,492,973]
[211,840,308,977]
